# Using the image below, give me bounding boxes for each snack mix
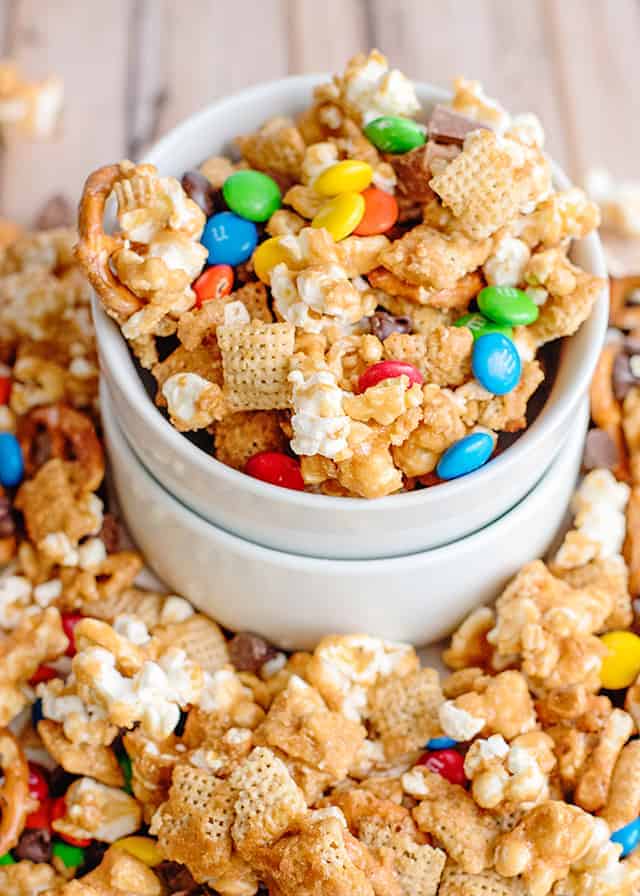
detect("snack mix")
[76,50,605,498]
[2,51,640,896]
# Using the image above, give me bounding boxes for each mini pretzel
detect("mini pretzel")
[589,343,629,481]
[0,729,29,855]
[17,402,105,490]
[76,163,143,323]
[610,276,640,330]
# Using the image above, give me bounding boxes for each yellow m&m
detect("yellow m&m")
[599,630,640,689]
[113,836,163,867]
[252,236,290,284]
[313,160,373,196]
[312,192,365,242]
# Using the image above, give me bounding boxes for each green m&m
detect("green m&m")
[53,840,85,868]
[222,170,281,223]
[118,751,133,794]
[0,853,15,865]
[363,116,426,154]
[454,312,513,341]
[477,285,539,327]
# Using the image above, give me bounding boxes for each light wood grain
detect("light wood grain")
[0,0,636,223]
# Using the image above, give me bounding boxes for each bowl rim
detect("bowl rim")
[92,72,608,515]
[103,378,587,570]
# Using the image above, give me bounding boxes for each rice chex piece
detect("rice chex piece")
[438,861,527,895]
[218,320,295,410]
[148,613,229,673]
[430,129,551,239]
[368,667,443,760]
[391,835,446,896]
[379,225,491,290]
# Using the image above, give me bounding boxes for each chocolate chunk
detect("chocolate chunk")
[583,428,620,472]
[48,766,75,798]
[35,194,75,230]
[0,494,15,538]
[228,631,278,674]
[156,861,199,893]
[369,311,412,342]
[99,512,121,553]
[390,145,434,202]
[80,840,109,874]
[181,171,217,217]
[427,104,488,145]
[14,828,52,863]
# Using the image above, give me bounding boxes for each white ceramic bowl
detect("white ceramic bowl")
[103,379,587,650]
[94,74,608,561]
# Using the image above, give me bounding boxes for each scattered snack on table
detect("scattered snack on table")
[76,51,604,498]
[0,60,63,139]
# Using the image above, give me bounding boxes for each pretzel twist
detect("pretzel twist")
[17,402,105,491]
[0,729,29,855]
[76,164,143,323]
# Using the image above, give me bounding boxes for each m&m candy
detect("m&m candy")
[201,212,258,266]
[599,631,640,689]
[0,432,24,488]
[312,192,365,242]
[222,170,281,222]
[28,763,49,803]
[436,432,495,480]
[118,752,133,794]
[454,312,513,342]
[31,698,44,727]
[245,452,305,491]
[51,797,91,847]
[0,376,11,406]
[25,797,52,830]
[0,853,15,865]
[611,817,640,858]
[353,187,399,236]
[253,237,290,284]
[358,361,423,394]
[28,665,59,687]
[113,835,163,866]
[313,160,373,196]
[61,612,83,658]
[52,840,85,868]
[477,285,539,327]
[364,116,426,154]
[193,264,234,306]
[418,748,466,786]
[472,333,521,395]
[426,736,457,751]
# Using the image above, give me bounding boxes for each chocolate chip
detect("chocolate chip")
[14,828,52,863]
[427,104,489,145]
[583,428,620,472]
[80,840,109,874]
[0,495,15,538]
[369,311,412,342]
[48,765,75,798]
[99,512,121,553]
[228,631,278,674]
[156,861,199,893]
[34,194,75,230]
[181,171,217,217]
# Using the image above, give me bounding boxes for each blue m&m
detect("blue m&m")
[436,432,495,480]
[0,432,23,488]
[472,332,521,396]
[426,736,457,750]
[201,211,257,266]
[611,817,640,858]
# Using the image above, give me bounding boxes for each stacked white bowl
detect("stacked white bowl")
[95,76,608,649]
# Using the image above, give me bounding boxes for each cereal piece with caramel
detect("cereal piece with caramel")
[402,767,499,874]
[379,225,491,290]
[524,248,606,346]
[254,675,365,782]
[37,719,124,787]
[51,777,142,843]
[214,410,289,470]
[392,384,467,477]
[430,130,552,240]
[367,666,443,761]
[236,116,306,185]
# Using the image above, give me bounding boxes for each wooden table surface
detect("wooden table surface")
[0,0,637,225]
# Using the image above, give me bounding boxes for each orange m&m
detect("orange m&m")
[193,264,234,307]
[353,187,399,236]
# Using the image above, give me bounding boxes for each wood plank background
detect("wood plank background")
[0,0,638,225]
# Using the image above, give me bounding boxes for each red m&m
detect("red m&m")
[245,452,304,491]
[0,376,11,406]
[28,763,49,803]
[61,613,83,658]
[358,361,423,394]
[418,748,466,786]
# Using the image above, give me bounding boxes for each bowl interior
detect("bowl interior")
[93,74,608,513]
